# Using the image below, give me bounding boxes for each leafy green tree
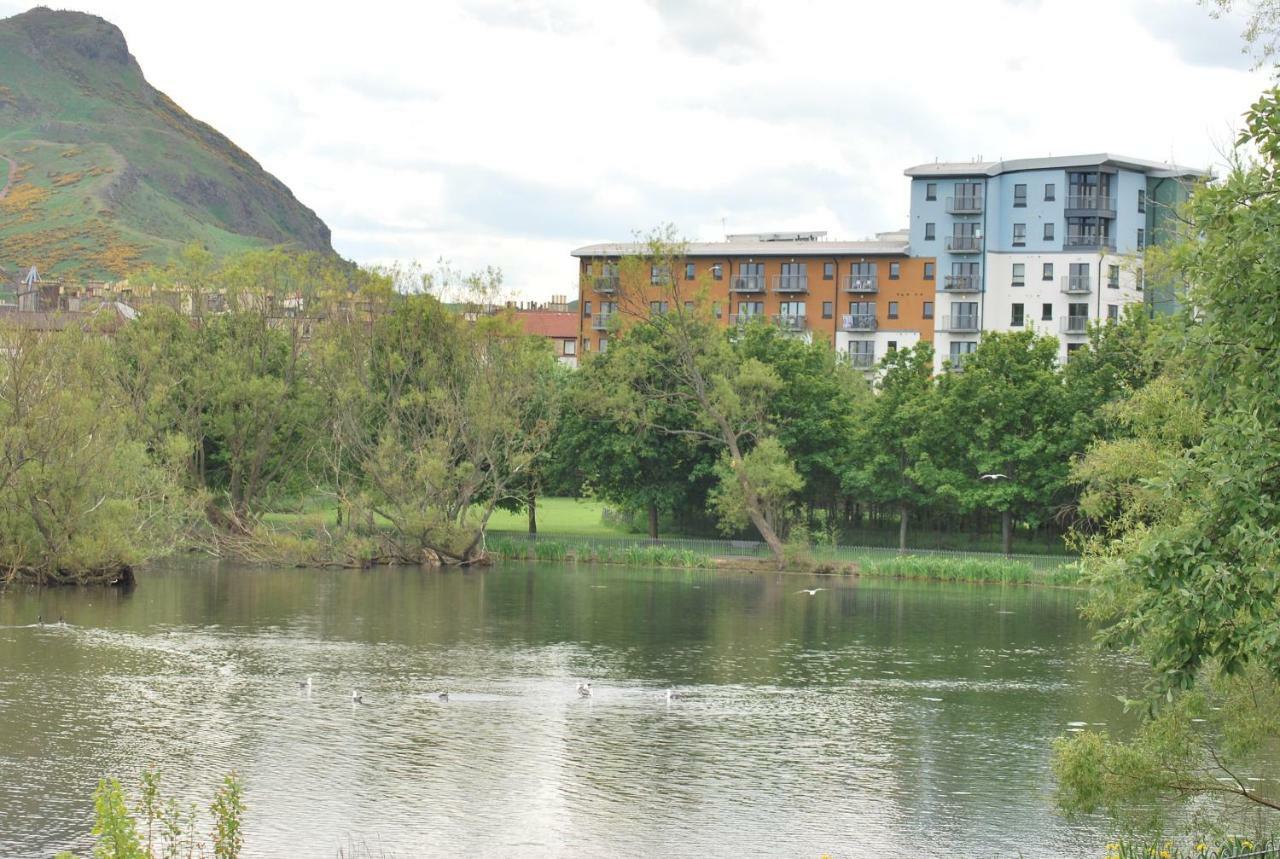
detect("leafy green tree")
[919,331,1071,556]
[843,342,936,551]
[1054,88,1280,832]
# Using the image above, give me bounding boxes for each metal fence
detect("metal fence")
[485,530,1077,571]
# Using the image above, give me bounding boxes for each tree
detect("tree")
[918,331,1072,556]
[843,342,936,551]
[590,230,800,567]
[1054,87,1280,831]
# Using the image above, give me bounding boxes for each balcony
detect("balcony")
[730,275,766,293]
[946,235,982,253]
[1060,315,1089,335]
[773,274,809,293]
[942,314,979,333]
[948,351,973,371]
[943,274,981,293]
[844,274,878,294]
[1064,234,1117,251]
[947,195,984,214]
[592,276,619,293]
[841,313,877,332]
[591,313,612,331]
[845,350,876,369]
[771,314,807,332]
[1060,275,1092,295]
[1066,195,1116,216]
[728,313,763,326]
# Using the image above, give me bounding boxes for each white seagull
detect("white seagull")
[576,682,593,698]
[979,473,1008,480]
[437,691,450,703]
[665,688,684,703]
[298,677,312,692]
[351,689,363,704]
[795,588,827,596]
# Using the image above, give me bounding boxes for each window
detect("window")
[713,301,723,318]
[649,300,668,315]
[650,265,668,285]
[848,340,875,366]
[737,300,764,318]
[712,264,723,281]
[949,340,977,368]
[779,262,807,291]
[823,262,835,281]
[1043,222,1055,241]
[1045,183,1056,201]
[1014,183,1027,207]
[922,300,934,319]
[684,263,695,280]
[584,300,592,317]
[1013,223,1026,246]
[582,339,590,352]
[563,339,576,356]
[1138,189,1146,213]
[888,301,899,319]
[924,262,935,280]
[822,301,833,319]
[889,262,900,280]
[736,262,764,291]
[1107,304,1119,321]
[684,300,695,311]
[778,301,806,326]
[1012,263,1025,286]
[1011,303,1025,327]
[925,182,937,201]
[924,222,936,241]
[1043,262,1054,281]
[599,337,608,353]
[1137,228,1145,251]
[1042,303,1053,321]
[1108,265,1120,288]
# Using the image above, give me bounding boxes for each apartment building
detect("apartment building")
[570,232,936,369]
[905,154,1207,369]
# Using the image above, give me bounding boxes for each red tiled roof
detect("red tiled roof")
[515,310,577,339]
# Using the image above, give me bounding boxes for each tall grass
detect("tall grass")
[487,538,713,569]
[855,555,1056,584]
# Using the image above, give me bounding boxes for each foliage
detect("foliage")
[854,555,1041,584]
[707,436,803,536]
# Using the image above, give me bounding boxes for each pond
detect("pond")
[0,561,1137,858]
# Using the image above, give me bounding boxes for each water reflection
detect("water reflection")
[0,561,1137,857]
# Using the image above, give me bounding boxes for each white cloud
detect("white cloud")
[2,0,1271,298]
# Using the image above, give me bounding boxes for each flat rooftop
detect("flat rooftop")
[904,153,1212,180]
[571,237,909,258]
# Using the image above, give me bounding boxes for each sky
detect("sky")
[0,0,1272,299]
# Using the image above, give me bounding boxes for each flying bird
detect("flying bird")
[795,588,827,596]
[979,473,1008,480]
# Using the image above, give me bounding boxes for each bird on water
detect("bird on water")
[438,691,450,703]
[298,677,312,692]
[665,688,684,703]
[577,682,592,698]
[351,690,363,704]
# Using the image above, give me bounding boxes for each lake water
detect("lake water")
[0,561,1137,858]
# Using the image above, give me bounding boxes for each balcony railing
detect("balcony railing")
[1061,275,1092,295]
[946,235,982,253]
[730,275,766,292]
[942,314,979,333]
[948,351,973,371]
[592,276,619,293]
[1060,315,1089,335]
[1066,194,1116,215]
[591,313,612,330]
[1064,233,1117,250]
[844,274,878,293]
[841,314,877,332]
[773,275,809,293]
[771,314,807,331]
[845,351,876,368]
[947,195,984,214]
[728,313,763,326]
[943,274,981,292]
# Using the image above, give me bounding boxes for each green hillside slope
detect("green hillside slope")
[0,7,333,278]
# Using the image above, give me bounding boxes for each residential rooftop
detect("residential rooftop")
[903,153,1211,180]
[571,233,910,258]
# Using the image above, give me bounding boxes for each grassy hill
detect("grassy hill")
[0,7,333,279]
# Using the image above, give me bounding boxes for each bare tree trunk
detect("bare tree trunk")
[898,503,909,553]
[648,502,659,539]
[528,490,537,535]
[1002,510,1013,557]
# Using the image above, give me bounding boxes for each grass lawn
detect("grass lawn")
[263,496,626,538]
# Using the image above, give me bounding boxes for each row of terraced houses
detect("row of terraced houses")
[571,154,1207,371]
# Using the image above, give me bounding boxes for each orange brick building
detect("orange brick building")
[571,231,936,368]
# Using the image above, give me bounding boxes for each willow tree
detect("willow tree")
[590,230,797,567]
[327,294,560,565]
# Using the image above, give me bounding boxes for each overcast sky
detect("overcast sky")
[1,0,1271,298]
